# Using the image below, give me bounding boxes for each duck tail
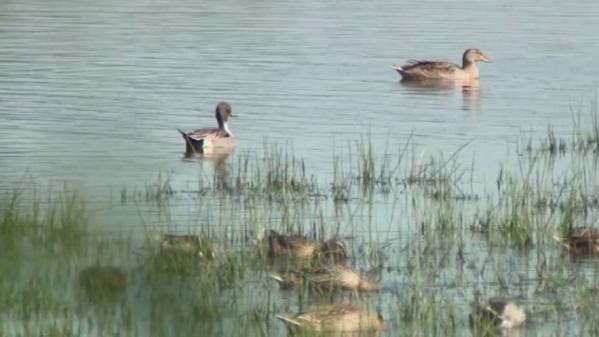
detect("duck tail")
[391,64,406,76]
[275,314,302,327]
[178,129,203,155]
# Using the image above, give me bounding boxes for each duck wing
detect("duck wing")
[178,127,231,155]
[187,127,230,140]
[400,60,461,80]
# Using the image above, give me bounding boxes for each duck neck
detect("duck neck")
[216,111,233,137]
[223,122,233,137]
[462,60,479,78]
[216,113,233,137]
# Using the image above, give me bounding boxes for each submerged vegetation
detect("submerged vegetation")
[4,106,599,336]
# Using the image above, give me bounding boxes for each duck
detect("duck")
[270,264,379,292]
[469,300,526,329]
[553,226,599,256]
[316,238,348,263]
[178,102,235,156]
[260,230,347,261]
[276,304,384,333]
[155,233,214,258]
[392,48,490,81]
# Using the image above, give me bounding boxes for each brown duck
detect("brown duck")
[270,265,379,292]
[554,226,599,256]
[276,304,384,333]
[178,102,236,156]
[261,230,347,261]
[155,233,214,258]
[392,48,490,80]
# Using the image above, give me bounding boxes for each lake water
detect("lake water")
[1,0,599,336]
[2,0,599,190]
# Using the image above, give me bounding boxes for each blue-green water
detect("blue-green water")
[2,0,599,336]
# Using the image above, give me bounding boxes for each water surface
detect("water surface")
[1,0,599,336]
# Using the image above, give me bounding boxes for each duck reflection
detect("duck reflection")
[183,149,234,191]
[399,78,481,112]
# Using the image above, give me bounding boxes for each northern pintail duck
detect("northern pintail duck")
[553,226,599,256]
[469,300,526,329]
[155,233,214,258]
[276,304,384,333]
[270,265,379,292]
[392,48,490,80]
[260,230,347,261]
[178,102,235,156]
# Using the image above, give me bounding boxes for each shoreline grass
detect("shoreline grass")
[4,100,599,336]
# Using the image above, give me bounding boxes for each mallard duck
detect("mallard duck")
[155,233,214,258]
[392,48,490,81]
[260,230,348,261]
[276,304,383,333]
[178,102,235,156]
[553,226,599,256]
[469,300,526,329]
[270,265,379,292]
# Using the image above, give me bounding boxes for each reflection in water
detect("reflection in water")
[78,266,127,303]
[461,80,481,112]
[183,149,234,190]
[399,79,481,112]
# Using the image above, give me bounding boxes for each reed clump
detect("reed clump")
[0,187,87,251]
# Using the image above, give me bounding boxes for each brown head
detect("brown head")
[462,49,490,66]
[316,239,348,262]
[215,102,234,130]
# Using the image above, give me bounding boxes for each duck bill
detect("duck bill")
[480,54,491,63]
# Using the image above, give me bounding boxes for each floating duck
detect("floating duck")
[392,48,490,81]
[178,102,236,156]
[554,226,599,256]
[260,230,347,261]
[276,304,384,333]
[155,233,214,258]
[270,264,378,292]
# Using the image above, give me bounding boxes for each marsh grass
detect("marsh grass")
[395,288,458,337]
[7,106,599,337]
[0,187,87,251]
[526,96,599,156]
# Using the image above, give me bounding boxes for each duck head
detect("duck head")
[215,102,235,135]
[463,48,491,66]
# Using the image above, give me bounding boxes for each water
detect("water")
[1,0,599,336]
[1,0,598,188]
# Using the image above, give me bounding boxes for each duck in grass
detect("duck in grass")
[260,230,347,261]
[178,102,236,156]
[270,265,379,292]
[553,226,599,256]
[469,300,527,330]
[155,233,214,258]
[276,304,384,333]
[392,48,490,81]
